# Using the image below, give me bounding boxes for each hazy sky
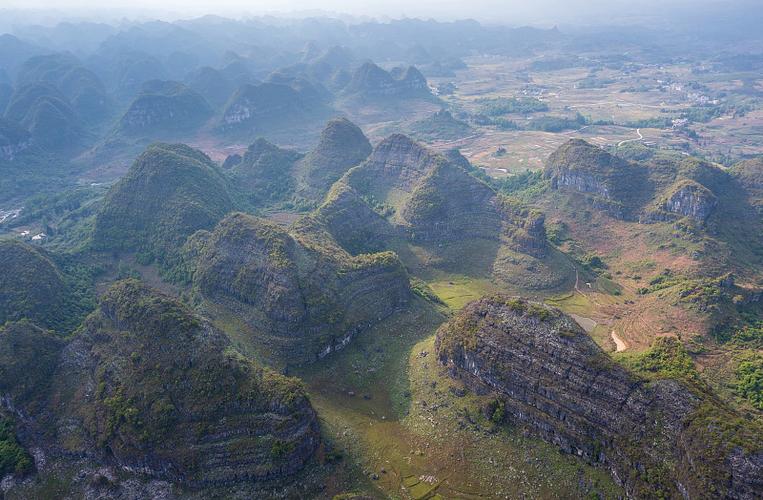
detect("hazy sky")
[1,0,760,26]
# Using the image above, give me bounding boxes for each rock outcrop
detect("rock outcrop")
[0,280,320,490]
[660,179,717,222]
[118,80,212,136]
[222,118,372,209]
[343,62,431,100]
[191,213,411,366]
[544,139,644,218]
[220,81,329,135]
[0,118,31,160]
[436,296,763,499]
[297,134,561,288]
[545,140,730,225]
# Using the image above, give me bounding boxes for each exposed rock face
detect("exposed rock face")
[331,133,491,246]
[436,297,763,499]
[545,140,735,226]
[0,118,31,160]
[193,213,411,365]
[92,143,233,266]
[0,281,320,490]
[118,80,212,136]
[348,134,444,195]
[399,155,502,243]
[301,134,555,284]
[662,180,717,222]
[544,139,641,218]
[498,200,548,258]
[223,83,302,126]
[221,82,328,134]
[344,62,431,100]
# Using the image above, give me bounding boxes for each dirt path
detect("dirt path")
[617,128,643,147]
[573,267,628,352]
[611,331,628,352]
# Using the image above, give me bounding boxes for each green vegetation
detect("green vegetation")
[296,117,372,199]
[0,240,95,334]
[428,277,496,310]
[92,143,234,279]
[735,354,763,410]
[476,97,548,116]
[0,416,32,476]
[409,109,472,140]
[469,166,546,198]
[409,277,445,305]
[228,138,304,208]
[0,147,83,204]
[637,270,733,313]
[5,83,84,152]
[680,102,752,123]
[526,113,586,132]
[720,318,763,348]
[118,80,212,135]
[70,280,318,482]
[620,337,699,382]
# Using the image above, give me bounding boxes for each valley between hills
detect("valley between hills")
[0,11,762,500]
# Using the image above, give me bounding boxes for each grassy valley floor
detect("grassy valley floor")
[296,294,623,499]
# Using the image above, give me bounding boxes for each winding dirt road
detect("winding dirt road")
[617,128,643,147]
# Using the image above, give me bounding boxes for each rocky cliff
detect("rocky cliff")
[343,62,431,100]
[299,134,560,288]
[118,80,212,136]
[544,139,646,218]
[220,82,329,135]
[545,140,730,225]
[0,280,320,491]
[436,296,763,499]
[0,118,31,160]
[222,118,372,209]
[659,179,718,222]
[191,213,411,366]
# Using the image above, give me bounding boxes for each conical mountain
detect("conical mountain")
[0,279,320,488]
[295,117,372,199]
[92,143,233,267]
